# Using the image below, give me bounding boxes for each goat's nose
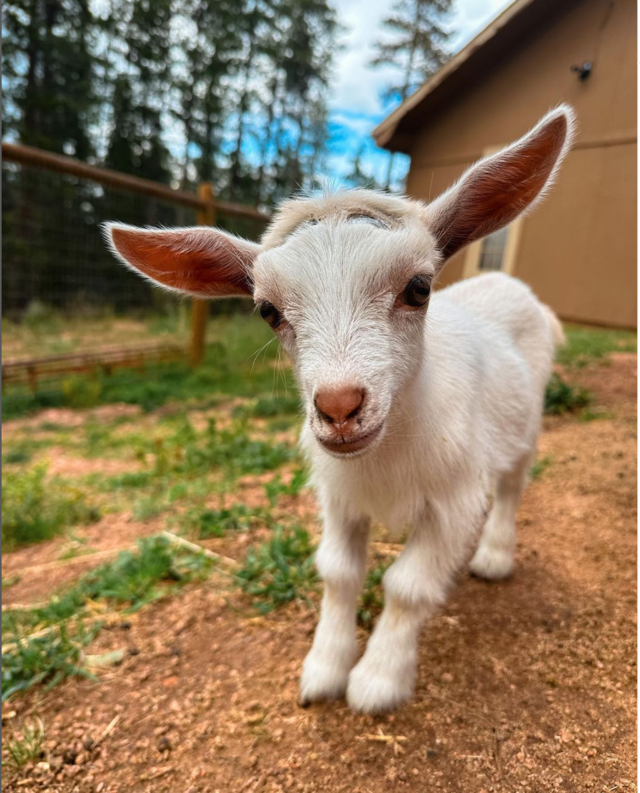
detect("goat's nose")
[315,386,365,427]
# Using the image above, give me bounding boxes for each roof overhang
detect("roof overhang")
[373,0,579,153]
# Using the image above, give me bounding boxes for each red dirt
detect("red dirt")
[2,355,636,792]
[2,404,142,437]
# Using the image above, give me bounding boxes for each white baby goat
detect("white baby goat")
[105,105,574,715]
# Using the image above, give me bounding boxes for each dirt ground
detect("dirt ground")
[3,354,637,793]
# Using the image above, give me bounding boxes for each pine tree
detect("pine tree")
[344,146,382,190]
[226,1,263,200]
[172,0,242,188]
[371,0,452,187]
[103,0,172,183]
[3,0,96,157]
[3,0,340,206]
[3,0,99,315]
[266,0,336,201]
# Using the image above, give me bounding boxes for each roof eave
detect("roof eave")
[373,0,538,152]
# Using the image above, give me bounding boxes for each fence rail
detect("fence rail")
[2,143,270,223]
[3,341,187,391]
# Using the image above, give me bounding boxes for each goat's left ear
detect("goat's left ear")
[424,105,576,262]
[103,223,261,298]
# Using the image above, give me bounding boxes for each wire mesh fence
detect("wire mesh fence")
[2,162,199,320]
[1,147,269,379]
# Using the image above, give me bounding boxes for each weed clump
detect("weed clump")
[237,526,318,613]
[2,622,100,702]
[530,455,553,480]
[148,418,295,478]
[233,394,300,419]
[3,718,46,769]
[544,373,591,416]
[2,465,100,551]
[358,558,393,629]
[187,504,265,539]
[264,468,307,507]
[558,324,636,369]
[2,536,213,701]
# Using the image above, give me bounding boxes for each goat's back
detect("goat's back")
[436,272,558,393]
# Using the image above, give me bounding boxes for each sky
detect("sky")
[327,0,514,187]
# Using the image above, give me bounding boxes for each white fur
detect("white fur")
[294,271,558,713]
[104,107,575,715]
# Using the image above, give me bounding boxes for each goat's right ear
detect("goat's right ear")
[103,223,261,298]
[423,105,575,262]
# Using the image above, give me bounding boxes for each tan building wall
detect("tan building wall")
[404,0,637,328]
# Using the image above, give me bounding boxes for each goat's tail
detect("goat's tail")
[543,304,566,349]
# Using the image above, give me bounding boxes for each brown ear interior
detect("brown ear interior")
[433,111,571,260]
[109,227,256,297]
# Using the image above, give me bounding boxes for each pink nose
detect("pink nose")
[315,386,365,427]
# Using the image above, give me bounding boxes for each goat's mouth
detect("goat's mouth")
[316,423,384,457]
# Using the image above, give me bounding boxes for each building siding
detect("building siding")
[404,0,636,328]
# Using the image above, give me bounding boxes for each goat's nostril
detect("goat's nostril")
[315,387,365,426]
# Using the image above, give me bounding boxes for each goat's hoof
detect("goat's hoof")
[469,545,514,580]
[299,648,354,705]
[346,662,414,715]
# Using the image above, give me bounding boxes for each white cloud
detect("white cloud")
[330,0,514,119]
[326,0,515,185]
[447,0,514,50]
[329,0,405,115]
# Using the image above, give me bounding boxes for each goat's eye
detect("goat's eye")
[259,301,282,329]
[401,275,431,308]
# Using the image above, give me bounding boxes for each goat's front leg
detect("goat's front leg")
[299,508,370,705]
[347,506,472,715]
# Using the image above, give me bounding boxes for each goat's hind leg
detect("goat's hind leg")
[469,453,531,580]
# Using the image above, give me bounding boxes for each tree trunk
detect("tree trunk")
[385,1,420,190]
[228,36,255,200]
[256,74,280,206]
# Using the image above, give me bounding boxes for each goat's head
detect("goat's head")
[104,105,575,458]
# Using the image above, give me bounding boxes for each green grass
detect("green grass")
[2,622,101,703]
[3,446,35,465]
[2,536,213,701]
[2,438,51,466]
[3,536,213,638]
[358,558,393,630]
[141,417,295,480]
[530,455,553,481]
[130,495,168,522]
[186,504,266,539]
[577,407,617,422]
[558,324,636,369]
[102,471,155,490]
[237,526,318,613]
[37,421,67,432]
[2,465,101,551]
[233,394,301,419]
[544,373,591,416]
[3,718,46,769]
[264,468,307,507]
[2,314,292,420]
[80,416,299,524]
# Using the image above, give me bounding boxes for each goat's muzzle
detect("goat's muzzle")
[317,422,384,456]
[312,386,384,456]
[314,386,365,430]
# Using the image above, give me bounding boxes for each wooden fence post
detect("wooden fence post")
[190,183,216,367]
